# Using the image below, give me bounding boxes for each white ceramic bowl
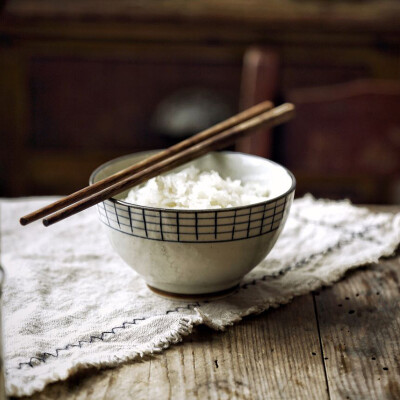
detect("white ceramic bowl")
[90,151,295,297]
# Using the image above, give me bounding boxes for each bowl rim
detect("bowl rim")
[89,150,296,213]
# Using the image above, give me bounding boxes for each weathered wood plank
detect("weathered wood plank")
[314,252,400,400]
[19,294,328,400]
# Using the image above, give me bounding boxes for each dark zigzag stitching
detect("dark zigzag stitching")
[18,302,200,369]
[239,222,386,289]
[17,220,387,369]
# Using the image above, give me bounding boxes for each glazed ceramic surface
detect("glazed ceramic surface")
[90,151,295,295]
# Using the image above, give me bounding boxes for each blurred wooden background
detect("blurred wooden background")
[1,0,400,202]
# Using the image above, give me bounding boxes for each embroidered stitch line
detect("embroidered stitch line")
[17,303,200,369]
[16,220,387,370]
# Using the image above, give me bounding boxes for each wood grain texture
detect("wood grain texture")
[314,253,400,400]
[17,295,329,400]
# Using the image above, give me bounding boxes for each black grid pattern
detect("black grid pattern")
[97,193,294,243]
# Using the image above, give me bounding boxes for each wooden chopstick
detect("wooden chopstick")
[42,103,295,227]
[20,101,273,226]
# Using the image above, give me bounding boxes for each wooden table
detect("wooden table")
[17,206,400,400]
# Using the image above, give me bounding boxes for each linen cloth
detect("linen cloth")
[1,196,399,397]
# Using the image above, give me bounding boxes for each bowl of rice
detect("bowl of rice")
[90,151,295,298]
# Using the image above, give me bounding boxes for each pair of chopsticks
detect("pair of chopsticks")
[20,101,295,227]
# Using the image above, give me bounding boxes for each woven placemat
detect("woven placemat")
[1,196,399,397]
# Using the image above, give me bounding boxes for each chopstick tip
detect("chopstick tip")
[42,219,50,227]
[19,217,28,226]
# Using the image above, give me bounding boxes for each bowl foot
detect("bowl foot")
[147,284,239,301]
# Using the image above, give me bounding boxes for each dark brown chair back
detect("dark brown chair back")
[236,47,280,157]
[284,80,400,203]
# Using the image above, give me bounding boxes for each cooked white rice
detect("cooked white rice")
[123,166,270,209]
